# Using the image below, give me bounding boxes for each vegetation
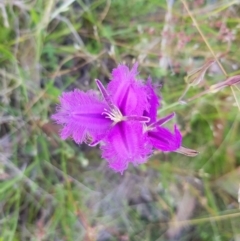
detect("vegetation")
[0,0,240,240]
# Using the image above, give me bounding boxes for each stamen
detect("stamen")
[96,79,150,125]
[102,108,150,125]
[102,107,125,123]
[125,115,150,123]
[96,79,126,124]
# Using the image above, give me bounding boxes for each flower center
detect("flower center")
[102,106,126,123]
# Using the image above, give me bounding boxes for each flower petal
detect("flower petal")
[149,112,175,129]
[52,89,112,144]
[101,121,151,174]
[143,78,160,123]
[107,64,148,116]
[147,125,182,152]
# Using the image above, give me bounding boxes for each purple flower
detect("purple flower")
[53,63,150,173]
[52,63,197,174]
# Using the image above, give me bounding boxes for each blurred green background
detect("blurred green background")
[0,0,240,240]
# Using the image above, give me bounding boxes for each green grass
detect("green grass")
[0,0,240,240]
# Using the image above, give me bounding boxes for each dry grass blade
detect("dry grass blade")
[179,59,215,101]
[186,75,240,102]
[185,59,215,86]
[210,75,240,92]
[181,0,240,111]
[166,183,196,239]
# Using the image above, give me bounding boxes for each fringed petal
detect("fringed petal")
[148,125,182,152]
[52,89,112,144]
[100,121,151,174]
[107,64,148,116]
